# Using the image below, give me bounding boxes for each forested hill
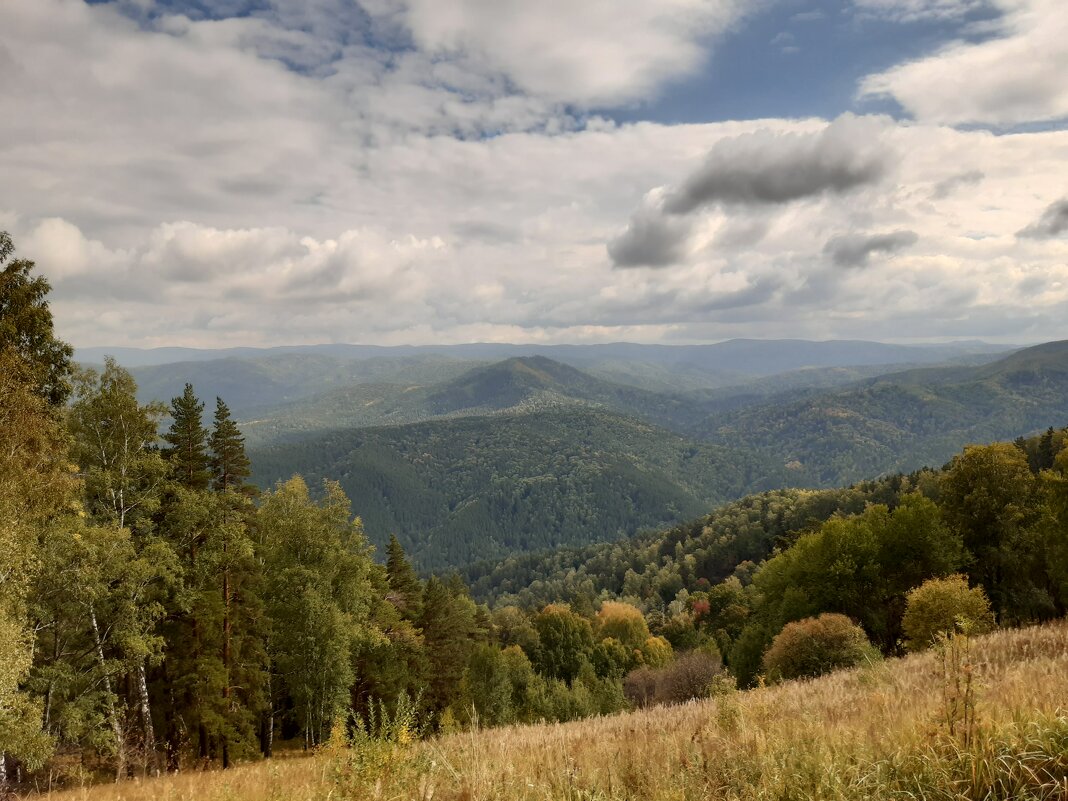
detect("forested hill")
[238,355,711,445]
[249,406,793,569]
[462,425,1068,610]
[421,356,706,430]
[242,342,1068,571]
[700,339,1068,486]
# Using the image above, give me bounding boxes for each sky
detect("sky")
[1,0,1067,348]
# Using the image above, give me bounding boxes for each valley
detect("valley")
[97,339,1068,571]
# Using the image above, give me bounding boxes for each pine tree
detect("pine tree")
[157,488,265,768]
[385,535,422,617]
[163,384,211,489]
[418,577,476,719]
[0,232,74,408]
[1038,427,1056,471]
[209,399,252,495]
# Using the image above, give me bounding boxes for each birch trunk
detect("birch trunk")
[89,603,126,781]
[137,662,158,775]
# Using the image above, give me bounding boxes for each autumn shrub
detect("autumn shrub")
[762,613,877,682]
[623,650,725,708]
[622,666,658,708]
[902,574,996,651]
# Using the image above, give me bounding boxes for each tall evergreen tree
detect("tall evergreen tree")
[209,399,252,495]
[418,577,477,719]
[163,385,210,490]
[385,535,422,617]
[1038,427,1056,471]
[0,231,74,408]
[157,488,265,768]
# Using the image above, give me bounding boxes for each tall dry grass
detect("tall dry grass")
[29,620,1068,801]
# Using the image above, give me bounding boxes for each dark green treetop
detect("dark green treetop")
[163,383,211,490]
[0,231,74,408]
[210,398,252,494]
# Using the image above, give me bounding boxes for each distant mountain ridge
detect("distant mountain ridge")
[79,337,1014,372]
[701,340,1068,484]
[83,338,1017,425]
[78,336,1068,573]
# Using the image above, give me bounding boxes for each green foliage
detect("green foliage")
[384,535,422,618]
[762,614,878,682]
[533,605,593,684]
[209,398,252,494]
[0,351,73,774]
[251,407,792,571]
[0,231,74,408]
[902,575,996,651]
[68,358,168,533]
[258,477,375,748]
[29,520,176,773]
[596,601,650,652]
[940,443,1053,623]
[459,645,514,727]
[464,477,914,608]
[158,486,265,765]
[163,384,211,490]
[753,494,964,649]
[416,577,478,721]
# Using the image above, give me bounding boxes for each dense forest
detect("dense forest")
[250,406,792,569]
[3,230,1068,793]
[242,342,1068,571]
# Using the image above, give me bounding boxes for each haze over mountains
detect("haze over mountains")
[76,337,1068,572]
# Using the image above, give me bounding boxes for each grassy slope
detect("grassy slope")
[41,620,1068,801]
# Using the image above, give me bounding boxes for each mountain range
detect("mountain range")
[83,338,1068,571]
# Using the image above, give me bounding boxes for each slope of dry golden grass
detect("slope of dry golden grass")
[30,620,1068,801]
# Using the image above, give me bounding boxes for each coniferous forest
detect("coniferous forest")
[4,225,1068,796]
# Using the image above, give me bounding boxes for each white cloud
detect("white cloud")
[859,0,1068,126]
[389,0,750,106]
[1,0,1067,348]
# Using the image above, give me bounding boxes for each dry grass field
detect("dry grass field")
[28,620,1068,801]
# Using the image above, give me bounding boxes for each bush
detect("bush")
[902,574,996,651]
[623,650,725,708]
[622,666,658,708]
[762,613,877,682]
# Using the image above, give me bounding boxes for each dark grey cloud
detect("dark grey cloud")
[608,116,892,269]
[1016,275,1047,296]
[823,229,919,267]
[1018,197,1068,239]
[932,169,984,199]
[607,204,692,268]
[451,220,521,245]
[662,115,889,214]
[690,277,780,313]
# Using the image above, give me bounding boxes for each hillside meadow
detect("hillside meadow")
[31,619,1068,801]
